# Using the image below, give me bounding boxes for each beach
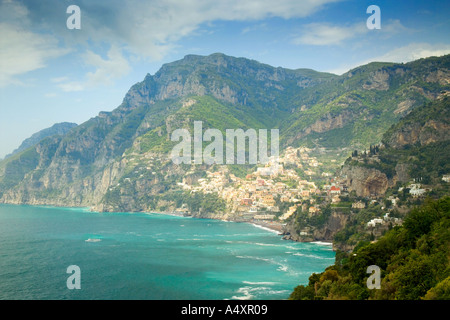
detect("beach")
[250,220,285,234]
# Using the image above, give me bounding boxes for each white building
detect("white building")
[367,218,384,227]
[409,184,426,197]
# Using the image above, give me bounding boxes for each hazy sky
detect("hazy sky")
[0,0,449,158]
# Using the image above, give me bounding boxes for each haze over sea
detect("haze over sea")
[0,204,334,300]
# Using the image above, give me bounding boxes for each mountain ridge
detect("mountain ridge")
[0,53,449,213]
[4,122,78,160]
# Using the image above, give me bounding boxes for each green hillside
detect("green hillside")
[290,196,450,300]
[283,55,450,149]
[0,53,448,212]
[325,96,449,250]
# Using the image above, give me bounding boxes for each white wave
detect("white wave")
[311,241,333,246]
[292,252,334,260]
[231,287,254,300]
[236,255,292,275]
[224,240,284,248]
[231,285,273,300]
[85,238,101,242]
[231,284,291,300]
[250,223,280,234]
[252,242,279,247]
[242,281,277,285]
[216,233,260,237]
[235,255,271,263]
[277,264,289,272]
[265,289,290,295]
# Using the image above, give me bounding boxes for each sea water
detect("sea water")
[0,204,334,300]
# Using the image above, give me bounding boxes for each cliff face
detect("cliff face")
[289,110,354,143]
[284,95,449,250]
[340,95,450,198]
[385,118,450,148]
[283,56,450,149]
[124,53,332,111]
[0,54,449,213]
[282,211,349,243]
[340,165,392,198]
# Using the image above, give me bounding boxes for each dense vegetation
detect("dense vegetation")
[182,191,227,214]
[345,96,449,188]
[3,122,77,160]
[293,204,333,229]
[290,196,450,300]
[283,55,450,149]
[331,96,449,257]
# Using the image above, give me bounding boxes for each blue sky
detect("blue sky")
[0,0,449,158]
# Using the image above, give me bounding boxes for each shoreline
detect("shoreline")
[0,202,329,245]
[89,205,286,235]
[160,210,286,235]
[250,220,284,234]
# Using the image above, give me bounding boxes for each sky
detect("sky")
[0,0,449,159]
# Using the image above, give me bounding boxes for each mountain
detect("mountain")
[0,53,449,212]
[282,55,450,149]
[303,95,449,251]
[4,122,78,160]
[341,95,450,198]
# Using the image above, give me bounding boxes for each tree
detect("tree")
[289,197,450,300]
[289,285,315,300]
[423,276,450,300]
[390,252,442,300]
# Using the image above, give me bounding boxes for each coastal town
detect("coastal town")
[173,147,325,229]
[171,146,351,233]
[172,145,447,236]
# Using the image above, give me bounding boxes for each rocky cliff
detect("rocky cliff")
[384,97,450,148]
[287,95,449,251]
[0,54,449,214]
[282,210,349,243]
[339,95,449,198]
[340,165,392,198]
[283,56,450,149]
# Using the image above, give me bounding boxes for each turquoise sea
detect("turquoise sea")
[0,204,334,300]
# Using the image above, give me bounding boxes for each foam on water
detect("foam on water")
[0,204,335,300]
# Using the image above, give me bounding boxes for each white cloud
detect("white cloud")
[84,46,131,85]
[292,23,367,46]
[57,45,131,91]
[78,0,343,59]
[0,1,69,87]
[379,19,410,36]
[327,43,450,75]
[1,0,343,87]
[292,20,410,46]
[242,23,267,34]
[51,77,69,83]
[52,0,343,88]
[0,23,69,87]
[58,82,85,92]
[0,0,29,25]
[369,43,450,63]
